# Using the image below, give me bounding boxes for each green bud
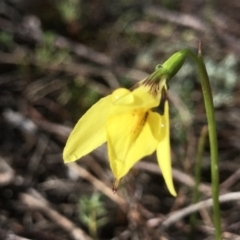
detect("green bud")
[161,50,186,79]
[146,50,187,85]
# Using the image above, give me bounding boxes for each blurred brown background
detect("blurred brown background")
[0,0,240,239]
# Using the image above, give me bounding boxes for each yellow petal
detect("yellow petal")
[106,110,161,179]
[111,86,160,115]
[132,86,160,109]
[111,88,134,105]
[156,101,177,196]
[63,95,111,163]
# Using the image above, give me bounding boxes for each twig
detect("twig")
[3,109,37,135]
[145,6,207,32]
[0,229,31,240]
[221,168,240,189]
[67,163,128,212]
[55,35,111,66]
[136,162,212,195]
[161,192,240,229]
[34,119,71,140]
[20,191,92,240]
[25,134,49,185]
[0,157,15,186]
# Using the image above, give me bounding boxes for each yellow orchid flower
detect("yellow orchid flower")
[63,73,176,196]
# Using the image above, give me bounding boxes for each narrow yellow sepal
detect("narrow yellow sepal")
[157,101,177,196]
[63,95,111,163]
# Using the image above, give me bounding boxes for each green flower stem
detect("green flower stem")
[190,125,208,237]
[161,48,221,239]
[183,49,221,239]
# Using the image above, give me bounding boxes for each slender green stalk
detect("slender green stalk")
[157,46,220,238]
[190,125,208,238]
[183,48,221,239]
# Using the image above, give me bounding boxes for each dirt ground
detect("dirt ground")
[1,0,240,239]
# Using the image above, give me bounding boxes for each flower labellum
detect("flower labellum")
[63,65,180,196]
